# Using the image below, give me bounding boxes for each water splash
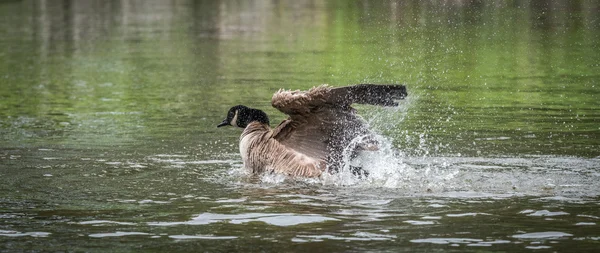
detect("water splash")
[321,132,460,191]
[224,102,600,198]
[317,129,599,197]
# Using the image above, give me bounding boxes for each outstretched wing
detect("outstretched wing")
[271,84,407,115]
[270,84,407,164]
[327,84,407,107]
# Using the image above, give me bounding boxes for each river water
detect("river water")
[1,0,599,252]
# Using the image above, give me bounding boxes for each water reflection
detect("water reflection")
[148,212,339,227]
[1,0,598,156]
[1,0,599,252]
[0,231,51,238]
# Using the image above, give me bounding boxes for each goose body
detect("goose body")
[217,84,407,178]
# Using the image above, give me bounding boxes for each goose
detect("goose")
[217,84,407,178]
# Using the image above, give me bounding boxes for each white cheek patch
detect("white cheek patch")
[231,110,239,127]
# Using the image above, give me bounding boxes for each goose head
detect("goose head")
[217,105,270,128]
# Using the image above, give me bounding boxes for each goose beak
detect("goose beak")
[217,120,229,128]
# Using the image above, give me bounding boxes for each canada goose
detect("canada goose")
[217,84,407,178]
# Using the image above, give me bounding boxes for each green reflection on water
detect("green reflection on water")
[0,1,599,251]
[1,0,598,157]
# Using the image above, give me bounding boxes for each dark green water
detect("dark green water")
[1,0,599,252]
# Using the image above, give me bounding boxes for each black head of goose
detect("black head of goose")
[217,84,407,178]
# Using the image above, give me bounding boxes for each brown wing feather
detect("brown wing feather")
[270,85,333,161]
[271,85,330,116]
[270,116,330,161]
[271,84,406,170]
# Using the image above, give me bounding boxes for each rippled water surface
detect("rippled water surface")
[1,0,599,252]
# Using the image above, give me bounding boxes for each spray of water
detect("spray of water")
[318,96,457,189]
[228,96,599,197]
[320,128,460,191]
